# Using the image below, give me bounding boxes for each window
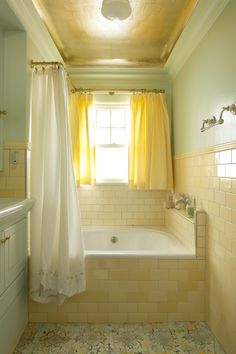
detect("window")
[92,104,130,183]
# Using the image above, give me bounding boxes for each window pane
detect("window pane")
[94,128,110,144]
[111,109,125,127]
[111,128,127,144]
[96,147,128,182]
[96,110,110,127]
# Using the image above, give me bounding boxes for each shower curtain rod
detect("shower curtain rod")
[71,87,165,94]
[30,60,64,68]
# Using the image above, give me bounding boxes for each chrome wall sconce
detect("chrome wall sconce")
[201,102,236,132]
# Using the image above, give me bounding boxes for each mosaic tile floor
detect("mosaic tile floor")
[14,322,226,354]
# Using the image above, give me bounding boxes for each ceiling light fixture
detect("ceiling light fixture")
[101,0,132,21]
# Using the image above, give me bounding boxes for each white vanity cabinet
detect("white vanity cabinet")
[0,219,27,294]
[0,214,29,354]
[0,198,35,354]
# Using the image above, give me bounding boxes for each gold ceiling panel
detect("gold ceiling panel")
[32,0,198,67]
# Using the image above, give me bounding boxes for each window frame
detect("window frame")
[92,103,130,184]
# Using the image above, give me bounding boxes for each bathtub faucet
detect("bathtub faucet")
[175,193,190,208]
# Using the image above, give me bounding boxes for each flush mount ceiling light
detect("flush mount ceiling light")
[101,0,132,21]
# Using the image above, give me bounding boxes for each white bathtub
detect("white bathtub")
[83,227,195,258]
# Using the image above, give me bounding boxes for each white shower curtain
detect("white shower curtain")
[30,65,85,304]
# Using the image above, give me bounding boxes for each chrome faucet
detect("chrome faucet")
[175,193,190,208]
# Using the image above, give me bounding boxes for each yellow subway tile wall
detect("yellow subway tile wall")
[78,185,166,226]
[165,208,206,259]
[29,258,205,323]
[0,145,26,198]
[174,145,236,354]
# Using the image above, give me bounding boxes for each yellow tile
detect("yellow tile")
[119,303,138,313]
[108,292,128,303]
[178,280,199,291]
[29,313,47,322]
[67,313,88,322]
[231,209,236,227]
[87,313,108,323]
[189,313,206,321]
[147,313,168,322]
[127,313,148,323]
[128,270,151,281]
[9,163,25,177]
[87,269,109,280]
[169,269,189,281]
[168,291,188,302]
[109,269,129,280]
[189,270,205,281]
[47,313,69,322]
[0,177,6,189]
[5,177,25,190]
[148,290,168,302]
[29,302,58,313]
[75,290,109,303]
[225,221,236,238]
[77,303,98,313]
[226,193,236,209]
[58,303,77,313]
[108,313,128,323]
[167,313,190,321]
[138,259,158,268]
[220,178,232,192]
[138,303,157,313]
[150,269,169,280]
[156,302,178,313]
[127,292,148,302]
[158,280,178,291]
[97,303,119,313]
[220,206,232,222]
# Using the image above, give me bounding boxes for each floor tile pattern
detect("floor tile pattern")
[14,322,226,354]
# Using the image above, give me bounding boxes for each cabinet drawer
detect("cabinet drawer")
[4,219,27,289]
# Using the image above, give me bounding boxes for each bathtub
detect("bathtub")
[83,227,195,258]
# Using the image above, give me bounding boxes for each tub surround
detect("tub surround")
[79,185,166,227]
[173,144,236,353]
[165,208,206,259]
[29,208,206,323]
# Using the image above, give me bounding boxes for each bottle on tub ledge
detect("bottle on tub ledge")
[186,196,196,218]
[164,190,175,209]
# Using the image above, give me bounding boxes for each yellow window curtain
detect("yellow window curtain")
[129,92,173,190]
[69,93,95,186]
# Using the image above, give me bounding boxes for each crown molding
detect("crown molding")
[68,67,171,90]
[6,0,63,62]
[166,0,230,79]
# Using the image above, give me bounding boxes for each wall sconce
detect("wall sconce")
[201,103,236,132]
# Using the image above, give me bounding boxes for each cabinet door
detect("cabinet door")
[0,232,5,295]
[4,219,27,289]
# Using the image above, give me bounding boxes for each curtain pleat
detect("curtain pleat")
[129,92,173,190]
[69,93,95,186]
[30,67,85,304]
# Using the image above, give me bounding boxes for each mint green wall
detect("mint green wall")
[4,31,26,142]
[0,28,3,169]
[172,0,236,154]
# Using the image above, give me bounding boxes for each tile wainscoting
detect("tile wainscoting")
[0,142,26,198]
[78,185,166,227]
[174,142,236,354]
